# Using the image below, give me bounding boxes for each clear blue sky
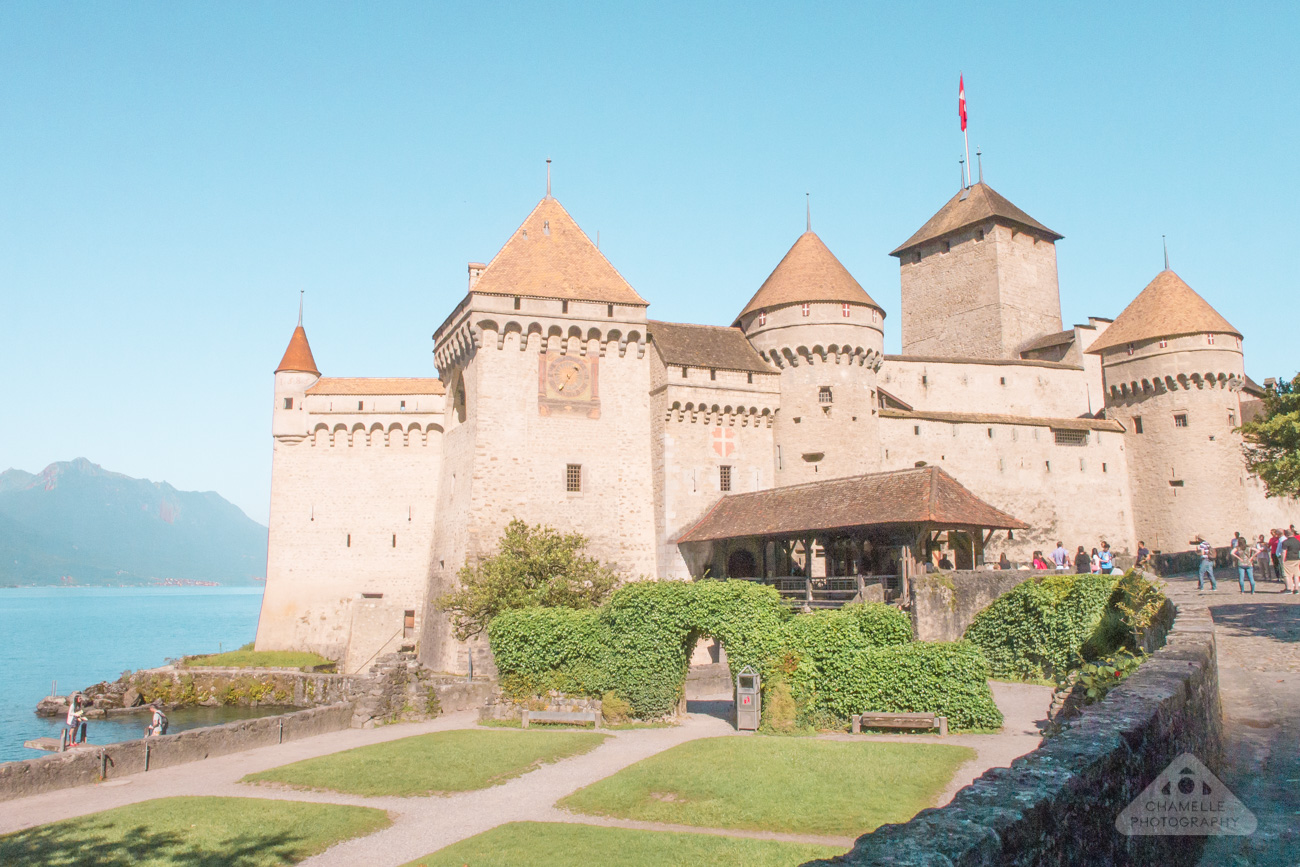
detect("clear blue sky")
[2,2,1295,524]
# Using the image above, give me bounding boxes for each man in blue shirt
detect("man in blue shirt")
[1052,542,1069,572]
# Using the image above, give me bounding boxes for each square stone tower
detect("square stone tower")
[892,182,1063,360]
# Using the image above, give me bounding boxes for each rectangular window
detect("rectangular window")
[710,368,717,381]
[999,377,1006,386]
[987,427,993,438]
[842,303,851,318]
[400,400,406,409]
[801,303,810,317]
[1174,414,1189,428]
[358,401,364,410]
[283,397,293,409]
[392,534,396,548]
[913,425,920,436]
[1102,463,1108,473]
[1169,479,1185,487]
[747,372,753,383]
[819,386,833,404]
[1228,410,1236,426]
[608,304,614,318]
[719,465,732,492]
[403,610,415,632]
[777,445,782,470]
[566,464,582,493]
[681,366,688,378]
[561,300,568,313]
[1053,429,1088,446]
[513,296,521,310]
[1133,416,1144,434]
[346,534,351,547]
[1045,461,1051,472]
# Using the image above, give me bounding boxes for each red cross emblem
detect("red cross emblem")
[712,427,735,457]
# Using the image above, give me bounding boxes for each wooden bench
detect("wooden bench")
[521,709,599,728]
[851,712,948,736]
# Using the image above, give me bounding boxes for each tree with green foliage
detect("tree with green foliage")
[1238,373,1300,499]
[436,519,619,640]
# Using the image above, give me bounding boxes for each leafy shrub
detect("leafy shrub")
[791,640,1003,731]
[964,574,1118,680]
[759,679,801,734]
[1074,650,1146,706]
[600,692,632,724]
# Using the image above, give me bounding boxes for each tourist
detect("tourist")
[1090,548,1101,573]
[145,704,169,737]
[937,553,955,570]
[1052,542,1069,572]
[1032,551,1050,570]
[1196,536,1218,591]
[1256,534,1272,581]
[1270,529,1284,581]
[65,694,87,746]
[1136,541,1151,570]
[1075,545,1090,574]
[1098,542,1115,575]
[998,552,1012,570]
[1281,529,1300,594]
[1231,533,1256,594]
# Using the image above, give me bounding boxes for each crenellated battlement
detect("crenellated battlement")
[663,401,776,427]
[759,343,884,371]
[435,314,648,371]
[1107,371,1244,402]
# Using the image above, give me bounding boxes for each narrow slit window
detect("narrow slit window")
[561,300,568,313]
[566,464,582,493]
[681,366,688,378]
[1133,416,1144,434]
[513,296,521,310]
[747,372,753,384]
[607,304,614,318]
[392,534,396,548]
[358,401,364,410]
[710,368,717,381]
[346,534,351,547]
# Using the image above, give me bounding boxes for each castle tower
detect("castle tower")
[424,195,657,674]
[1089,269,1247,552]
[892,182,1063,359]
[734,230,886,483]
[271,324,320,439]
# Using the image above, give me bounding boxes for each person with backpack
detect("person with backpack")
[1195,536,1218,591]
[145,704,169,737]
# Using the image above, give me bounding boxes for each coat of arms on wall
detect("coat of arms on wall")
[712,427,735,457]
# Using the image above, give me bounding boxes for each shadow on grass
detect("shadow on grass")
[0,822,310,867]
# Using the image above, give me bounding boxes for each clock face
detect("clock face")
[538,354,600,418]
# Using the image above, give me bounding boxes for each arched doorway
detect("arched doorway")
[726,549,757,579]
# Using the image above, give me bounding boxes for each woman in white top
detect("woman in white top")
[65,694,87,745]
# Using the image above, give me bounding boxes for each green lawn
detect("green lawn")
[0,796,389,867]
[183,650,334,669]
[559,736,974,837]
[243,729,608,796]
[400,821,843,867]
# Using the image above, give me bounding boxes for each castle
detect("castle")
[255,176,1290,674]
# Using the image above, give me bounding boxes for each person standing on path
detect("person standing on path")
[65,694,87,746]
[1135,541,1150,570]
[1196,536,1218,591]
[1230,533,1257,594]
[1052,542,1069,573]
[1098,542,1115,575]
[1255,534,1272,582]
[1090,547,1101,574]
[1269,529,1284,582]
[1280,529,1300,594]
[1075,545,1090,574]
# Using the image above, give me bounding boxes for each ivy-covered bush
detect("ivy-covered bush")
[791,640,1003,731]
[964,573,1122,680]
[490,581,1002,731]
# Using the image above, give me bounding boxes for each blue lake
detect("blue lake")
[0,587,267,763]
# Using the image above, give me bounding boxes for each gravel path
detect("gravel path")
[1,684,1052,865]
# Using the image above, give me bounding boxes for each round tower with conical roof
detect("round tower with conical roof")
[1089,269,1248,551]
[734,230,886,483]
[273,324,321,440]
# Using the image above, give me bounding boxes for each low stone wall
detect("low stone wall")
[0,702,353,803]
[807,586,1221,866]
[910,570,1026,642]
[686,663,733,699]
[350,653,495,728]
[1149,546,1234,577]
[480,692,602,724]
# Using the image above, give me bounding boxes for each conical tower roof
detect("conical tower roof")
[890,182,1061,257]
[734,231,883,325]
[470,196,647,306]
[276,326,320,375]
[1088,269,1240,355]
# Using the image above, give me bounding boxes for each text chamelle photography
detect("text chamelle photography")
[1,4,1297,866]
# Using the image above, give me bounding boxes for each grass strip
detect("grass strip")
[560,736,974,837]
[183,650,334,669]
[400,821,843,867]
[243,728,608,796]
[0,796,389,867]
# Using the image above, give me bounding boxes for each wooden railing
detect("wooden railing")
[742,575,899,609]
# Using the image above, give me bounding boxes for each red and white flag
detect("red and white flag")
[959,75,967,131]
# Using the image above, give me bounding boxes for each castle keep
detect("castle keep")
[255,180,1290,674]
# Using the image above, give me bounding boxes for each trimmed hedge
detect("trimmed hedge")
[793,640,1003,731]
[490,581,1001,730]
[963,573,1121,681]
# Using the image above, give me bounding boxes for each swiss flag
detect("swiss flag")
[959,75,967,131]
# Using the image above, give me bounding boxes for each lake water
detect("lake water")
[0,587,271,763]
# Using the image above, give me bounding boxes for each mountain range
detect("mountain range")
[0,458,268,587]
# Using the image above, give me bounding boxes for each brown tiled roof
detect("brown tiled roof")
[1243,375,1267,398]
[648,321,776,374]
[470,197,647,306]
[890,182,1062,256]
[307,378,445,396]
[880,408,1124,432]
[276,326,320,375]
[676,466,1028,543]
[884,353,1082,372]
[1019,329,1076,354]
[1087,270,1240,354]
[734,231,884,323]
[876,387,914,411]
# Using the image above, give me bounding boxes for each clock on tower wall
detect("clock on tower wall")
[538,353,600,419]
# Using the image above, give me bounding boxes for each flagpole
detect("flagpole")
[963,128,970,188]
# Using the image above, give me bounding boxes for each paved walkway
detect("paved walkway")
[1161,572,1300,867]
[0,683,1051,865]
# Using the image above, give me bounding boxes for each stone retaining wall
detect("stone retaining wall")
[0,703,353,803]
[806,588,1220,866]
[910,570,1026,642]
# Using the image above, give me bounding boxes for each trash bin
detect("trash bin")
[735,665,760,731]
